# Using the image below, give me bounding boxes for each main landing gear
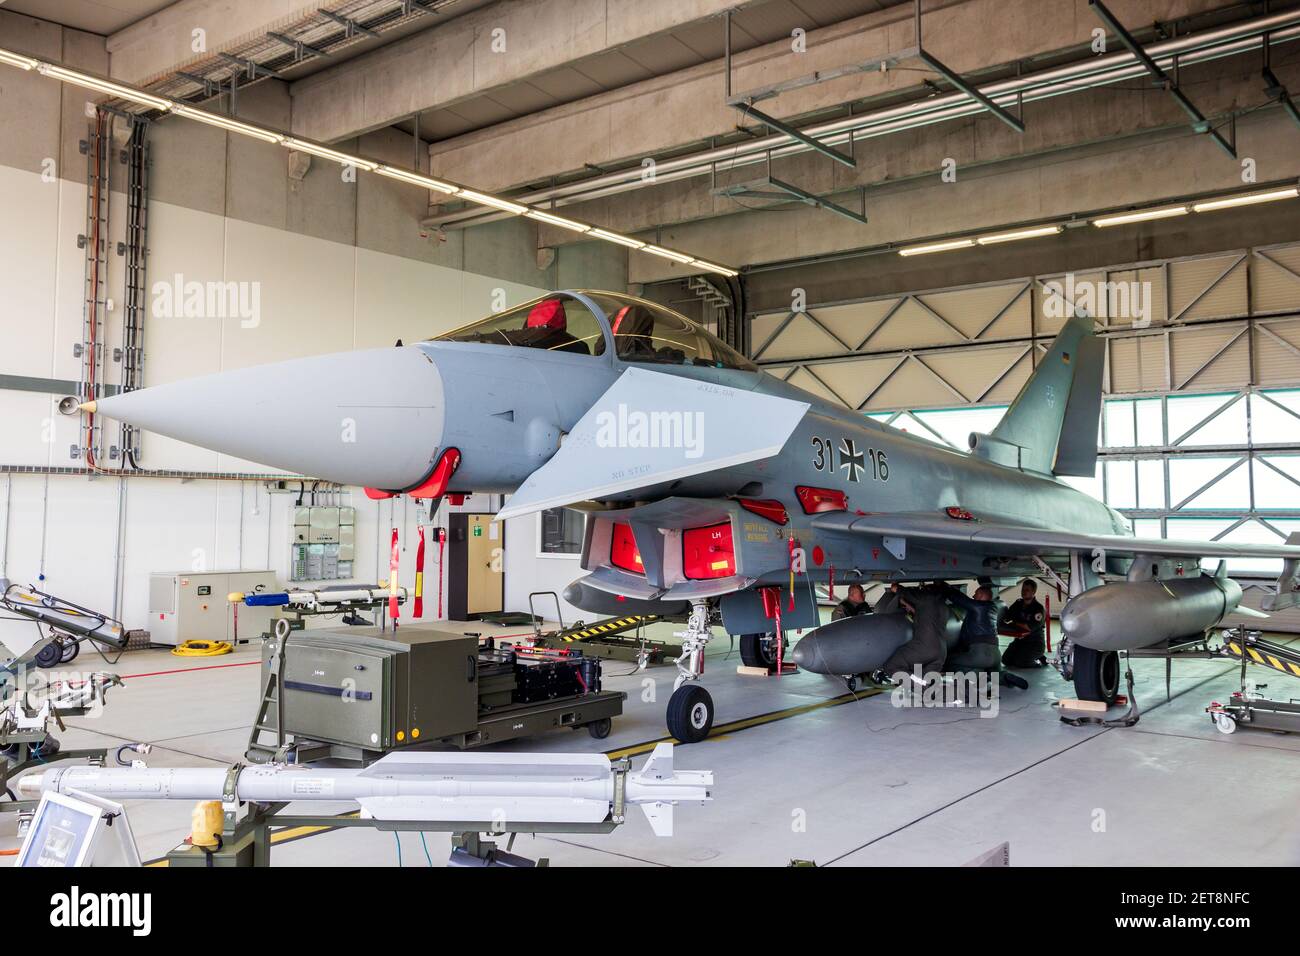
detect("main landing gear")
[1069,641,1122,706]
[666,601,717,743]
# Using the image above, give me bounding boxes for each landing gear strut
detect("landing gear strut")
[666,601,716,744]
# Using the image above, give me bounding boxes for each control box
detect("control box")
[292,506,355,581]
[147,570,278,646]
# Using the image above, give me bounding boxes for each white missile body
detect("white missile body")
[238,585,407,610]
[19,743,711,837]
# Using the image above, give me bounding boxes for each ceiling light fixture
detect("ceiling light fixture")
[524,209,592,232]
[171,105,284,144]
[375,165,459,194]
[1191,187,1300,212]
[38,64,173,111]
[0,48,38,71]
[898,238,976,256]
[976,225,1063,245]
[283,137,378,170]
[1092,205,1189,227]
[6,54,741,278]
[457,189,529,215]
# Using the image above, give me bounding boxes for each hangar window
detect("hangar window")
[591,295,755,371]
[539,508,584,556]
[434,296,607,356]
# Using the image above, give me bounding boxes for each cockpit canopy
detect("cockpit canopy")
[433,291,755,371]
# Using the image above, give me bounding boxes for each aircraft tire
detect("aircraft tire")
[1073,645,1120,705]
[666,685,714,744]
[739,633,775,668]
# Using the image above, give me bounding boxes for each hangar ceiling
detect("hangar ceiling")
[0,0,174,34]
[394,0,908,140]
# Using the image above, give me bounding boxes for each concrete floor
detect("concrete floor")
[4,622,1300,867]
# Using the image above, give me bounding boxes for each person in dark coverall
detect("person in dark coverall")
[940,582,1002,672]
[831,583,871,620]
[877,582,948,681]
[1000,578,1047,668]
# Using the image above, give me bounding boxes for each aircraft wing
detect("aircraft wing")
[812,511,1300,561]
[495,367,809,522]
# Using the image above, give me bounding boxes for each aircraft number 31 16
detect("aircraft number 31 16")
[811,436,888,483]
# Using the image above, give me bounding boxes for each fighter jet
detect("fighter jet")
[83,290,1300,742]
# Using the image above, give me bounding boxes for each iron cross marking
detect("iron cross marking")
[839,438,865,482]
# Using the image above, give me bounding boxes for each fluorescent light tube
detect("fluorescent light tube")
[39,64,172,111]
[1192,188,1299,212]
[375,165,459,194]
[976,225,1063,245]
[898,238,975,256]
[171,105,283,144]
[1092,206,1189,227]
[283,138,378,170]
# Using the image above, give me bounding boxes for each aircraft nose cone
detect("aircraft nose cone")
[92,347,444,489]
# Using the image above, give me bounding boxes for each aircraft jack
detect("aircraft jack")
[1059,655,1141,728]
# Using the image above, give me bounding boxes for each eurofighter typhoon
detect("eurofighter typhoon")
[83,291,1300,741]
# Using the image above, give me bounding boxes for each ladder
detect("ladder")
[245,621,292,764]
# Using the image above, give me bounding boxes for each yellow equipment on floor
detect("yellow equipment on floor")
[171,639,233,657]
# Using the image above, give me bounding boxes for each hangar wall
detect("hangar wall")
[0,9,627,643]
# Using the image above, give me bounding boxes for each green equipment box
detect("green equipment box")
[260,624,624,762]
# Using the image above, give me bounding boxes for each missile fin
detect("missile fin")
[1233,605,1270,620]
[639,742,675,780]
[641,801,674,837]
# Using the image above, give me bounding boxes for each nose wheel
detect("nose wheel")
[667,684,715,743]
[667,600,717,743]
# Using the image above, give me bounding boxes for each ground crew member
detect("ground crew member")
[1000,579,1047,668]
[941,582,1001,672]
[876,582,948,683]
[831,583,871,620]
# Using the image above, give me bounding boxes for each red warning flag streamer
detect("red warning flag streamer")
[1045,594,1052,652]
[414,526,426,618]
[760,585,784,676]
[437,527,447,618]
[828,565,835,602]
[388,528,400,622]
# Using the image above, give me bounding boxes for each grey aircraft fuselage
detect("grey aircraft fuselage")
[85,289,1126,594]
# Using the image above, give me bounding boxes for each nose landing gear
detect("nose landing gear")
[666,601,717,744]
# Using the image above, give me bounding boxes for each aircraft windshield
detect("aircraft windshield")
[434,296,607,355]
[586,294,756,371]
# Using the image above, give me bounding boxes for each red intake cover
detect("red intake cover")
[682,522,736,580]
[610,523,644,575]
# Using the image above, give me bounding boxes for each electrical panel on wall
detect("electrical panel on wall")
[291,506,355,581]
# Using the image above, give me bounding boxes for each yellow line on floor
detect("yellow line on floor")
[605,686,881,760]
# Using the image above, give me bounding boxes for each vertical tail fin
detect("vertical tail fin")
[970,314,1104,476]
